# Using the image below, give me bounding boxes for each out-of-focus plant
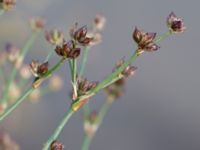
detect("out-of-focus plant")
[0,2,186,150]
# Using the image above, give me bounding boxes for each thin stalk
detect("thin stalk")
[0,10,4,16]
[79,46,90,117]
[42,109,74,150]
[79,47,89,77]
[72,59,77,83]
[155,32,172,43]
[68,60,73,79]
[43,57,66,77]
[0,32,38,103]
[44,48,54,62]
[71,59,77,98]
[20,32,38,60]
[81,135,92,150]
[0,87,34,121]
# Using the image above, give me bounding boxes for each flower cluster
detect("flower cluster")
[105,59,137,101]
[55,40,81,59]
[29,60,48,77]
[70,24,94,46]
[132,27,159,54]
[50,140,64,150]
[167,12,186,33]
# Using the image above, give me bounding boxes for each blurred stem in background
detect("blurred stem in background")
[0,32,38,104]
[0,9,4,16]
[81,100,112,150]
[0,57,66,121]
[79,46,90,118]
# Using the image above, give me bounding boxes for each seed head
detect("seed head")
[115,59,137,78]
[167,12,186,33]
[50,140,64,150]
[70,24,94,46]
[133,27,160,53]
[55,40,81,59]
[29,60,48,77]
[45,29,64,45]
[76,78,98,96]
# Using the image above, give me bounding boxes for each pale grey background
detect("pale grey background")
[0,0,199,150]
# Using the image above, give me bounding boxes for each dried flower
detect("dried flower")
[55,40,81,59]
[0,0,16,11]
[71,78,98,112]
[93,14,106,31]
[115,59,137,78]
[49,75,63,91]
[50,140,64,150]
[70,24,94,46]
[105,60,137,102]
[84,111,98,137]
[87,32,102,46]
[29,60,48,77]
[30,17,45,32]
[105,78,125,101]
[45,29,64,45]
[76,78,98,96]
[133,27,160,53]
[167,12,186,33]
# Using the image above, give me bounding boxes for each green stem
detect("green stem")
[97,101,112,126]
[43,57,66,78]
[0,32,38,103]
[81,135,92,150]
[0,87,34,121]
[155,32,172,43]
[68,60,73,79]
[79,47,90,117]
[79,47,89,77]
[72,59,77,83]
[0,10,4,16]
[42,109,74,150]
[20,32,38,60]
[44,48,54,62]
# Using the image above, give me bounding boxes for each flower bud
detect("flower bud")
[167,12,186,33]
[45,29,64,45]
[30,17,45,32]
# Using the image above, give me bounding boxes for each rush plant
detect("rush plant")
[0,1,185,149]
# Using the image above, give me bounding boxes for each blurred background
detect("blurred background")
[0,0,200,149]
